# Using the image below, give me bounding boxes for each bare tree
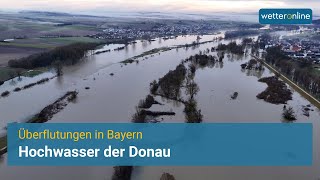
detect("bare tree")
[52,60,63,76]
[16,69,23,81]
[186,81,199,99]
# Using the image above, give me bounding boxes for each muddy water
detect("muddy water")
[0,35,221,128]
[0,34,223,129]
[0,32,319,180]
[0,34,224,180]
[132,53,320,180]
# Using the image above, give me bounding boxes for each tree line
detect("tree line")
[217,42,244,54]
[265,46,320,99]
[8,43,101,69]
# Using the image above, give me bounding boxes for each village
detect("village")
[264,27,320,63]
[87,22,219,41]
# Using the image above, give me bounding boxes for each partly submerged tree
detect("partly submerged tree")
[16,69,23,81]
[160,173,176,180]
[112,166,133,180]
[52,60,63,76]
[282,106,296,121]
[184,98,203,123]
[185,81,199,99]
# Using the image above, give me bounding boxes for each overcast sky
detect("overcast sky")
[1,0,319,15]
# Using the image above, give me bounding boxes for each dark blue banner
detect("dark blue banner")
[7,123,312,166]
[259,8,312,24]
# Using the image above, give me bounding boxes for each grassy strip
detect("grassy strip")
[121,47,172,64]
[0,37,103,49]
[0,42,55,49]
[121,39,219,64]
[22,69,46,77]
[0,67,21,82]
[40,37,103,44]
[0,67,46,82]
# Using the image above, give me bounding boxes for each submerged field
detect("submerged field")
[0,33,319,180]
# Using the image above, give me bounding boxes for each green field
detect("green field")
[0,67,46,82]
[23,69,47,77]
[0,37,103,49]
[41,37,103,44]
[0,42,55,49]
[0,37,101,81]
[0,67,19,82]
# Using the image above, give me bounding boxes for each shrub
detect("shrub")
[132,108,147,123]
[112,166,133,180]
[13,87,22,92]
[283,107,297,121]
[1,91,10,97]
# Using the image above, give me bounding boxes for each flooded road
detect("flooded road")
[0,32,319,180]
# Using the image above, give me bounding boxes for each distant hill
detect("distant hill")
[19,10,71,17]
[19,10,103,18]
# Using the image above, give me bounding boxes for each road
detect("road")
[251,54,320,108]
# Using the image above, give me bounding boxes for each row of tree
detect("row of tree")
[217,42,244,54]
[154,64,187,100]
[8,43,100,69]
[265,46,320,99]
[148,53,220,123]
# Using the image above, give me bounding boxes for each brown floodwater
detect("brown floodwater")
[0,32,319,180]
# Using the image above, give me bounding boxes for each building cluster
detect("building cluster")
[87,23,217,41]
[263,28,320,63]
[281,38,320,62]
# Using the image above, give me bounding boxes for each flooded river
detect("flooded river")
[0,32,319,180]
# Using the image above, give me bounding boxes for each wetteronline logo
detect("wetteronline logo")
[259,8,312,24]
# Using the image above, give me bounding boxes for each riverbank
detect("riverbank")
[251,54,320,109]
[0,75,56,99]
[0,91,78,154]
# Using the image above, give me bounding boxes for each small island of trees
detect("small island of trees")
[216,42,244,54]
